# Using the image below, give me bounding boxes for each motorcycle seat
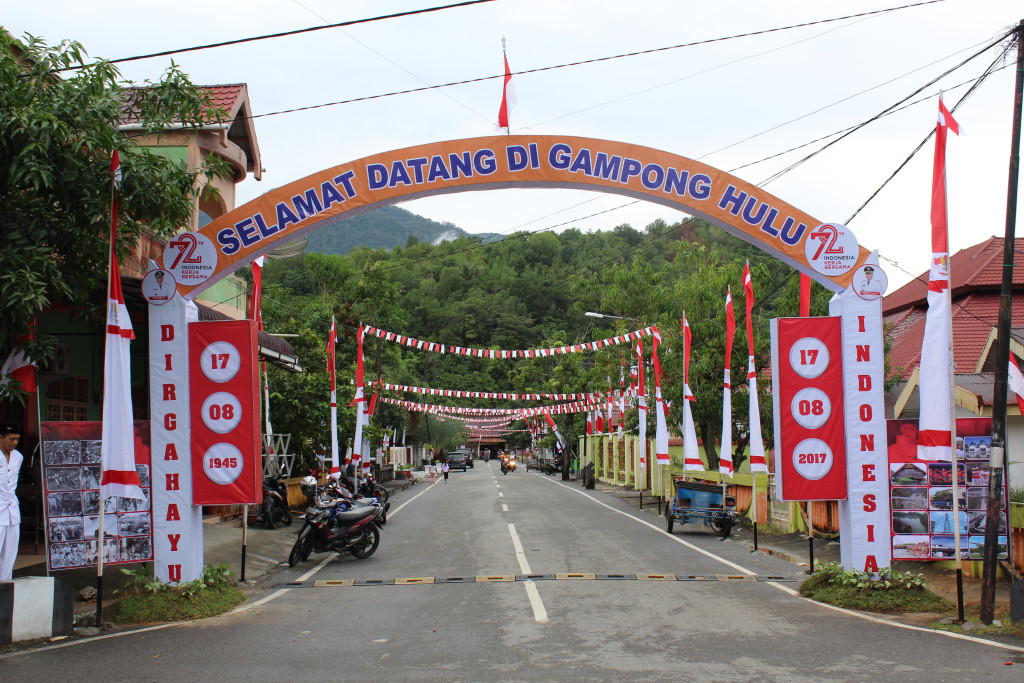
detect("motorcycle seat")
[333,506,377,524]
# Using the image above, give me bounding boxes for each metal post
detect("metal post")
[982,19,1023,626]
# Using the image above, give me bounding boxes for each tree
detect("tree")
[0,33,228,400]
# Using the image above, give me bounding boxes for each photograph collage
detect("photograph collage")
[887,418,1008,561]
[40,423,154,572]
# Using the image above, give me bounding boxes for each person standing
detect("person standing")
[441,460,450,484]
[428,461,437,484]
[0,423,22,580]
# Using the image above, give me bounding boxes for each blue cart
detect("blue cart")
[666,476,736,538]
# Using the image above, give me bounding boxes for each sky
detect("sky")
[6,0,1024,289]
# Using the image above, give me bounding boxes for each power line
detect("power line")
[240,0,945,121]
[67,0,497,69]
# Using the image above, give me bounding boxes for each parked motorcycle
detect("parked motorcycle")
[357,474,390,503]
[289,479,385,566]
[320,477,390,525]
[257,474,292,529]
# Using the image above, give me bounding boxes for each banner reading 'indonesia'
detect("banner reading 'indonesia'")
[164,136,869,299]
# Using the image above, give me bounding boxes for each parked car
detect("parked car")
[446,450,472,471]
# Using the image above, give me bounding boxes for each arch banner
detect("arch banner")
[164,135,869,299]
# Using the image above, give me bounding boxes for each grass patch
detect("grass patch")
[114,564,245,624]
[800,562,953,613]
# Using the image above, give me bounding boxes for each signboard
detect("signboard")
[770,317,847,501]
[888,417,1009,561]
[167,135,871,301]
[189,320,261,505]
[40,421,152,571]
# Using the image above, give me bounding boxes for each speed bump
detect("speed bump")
[555,573,596,580]
[313,579,355,587]
[475,575,516,582]
[715,575,756,582]
[637,573,675,581]
[395,577,435,585]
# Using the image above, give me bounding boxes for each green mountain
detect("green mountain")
[306,205,499,255]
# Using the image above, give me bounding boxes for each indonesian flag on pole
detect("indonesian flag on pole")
[101,150,145,501]
[636,341,647,469]
[918,96,960,461]
[720,288,735,476]
[651,327,670,466]
[1008,354,1024,414]
[351,325,367,466]
[585,408,592,435]
[681,314,702,472]
[618,354,626,437]
[327,317,340,477]
[1,333,37,395]
[606,377,615,435]
[542,412,565,453]
[496,50,517,133]
[744,262,768,473]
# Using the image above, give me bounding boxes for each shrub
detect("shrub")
[799,561,952,613]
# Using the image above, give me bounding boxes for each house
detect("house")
[883,236,1024,489]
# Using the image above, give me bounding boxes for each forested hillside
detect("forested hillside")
[257,215,833,469]
[306,205,500,255]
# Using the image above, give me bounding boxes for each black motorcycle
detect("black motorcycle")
[288,496,384,567]
[357,474,389,503]
[257,474,292,529]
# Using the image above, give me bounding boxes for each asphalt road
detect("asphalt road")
[4,461,1023,681]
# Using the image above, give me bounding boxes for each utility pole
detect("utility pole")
[981,19,1023,625]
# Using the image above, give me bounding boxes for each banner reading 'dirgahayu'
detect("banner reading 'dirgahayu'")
[163,136,870,300]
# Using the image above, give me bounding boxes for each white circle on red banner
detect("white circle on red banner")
[200,342,241,383]
[163,231,218,286]
[791,387,831,430]
[203,443,243,485]
[788,337,830,379]
[792,439,833,480]
[202,392,242,434]
[803,223,859,276]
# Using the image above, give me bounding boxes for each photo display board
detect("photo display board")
[888,417,1009,561]
[770,316,848,501]
[189,320,261,505]
[40,421,153,571]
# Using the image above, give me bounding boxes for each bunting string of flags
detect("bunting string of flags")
[362,323,658,358]
[378,395,605,417]
[373,382,619,403]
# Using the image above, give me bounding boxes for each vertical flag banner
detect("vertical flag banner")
[350,324,367,467]
[1008,355,1024,414]
[636,341,648,470]
[543,412,565,454]
[618,354,626,437]
[101,150,145,502]
[917,96,960,462]
[744,262,768,473]
[651,328,670,466]
[327,317,339,477]
[250,255,264,326]
[720,288,735,476]
[681,315,702,472]
[496,42,517,133]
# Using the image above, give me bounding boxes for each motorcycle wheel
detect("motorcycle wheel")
[280,502,293,526]
[289,527,313,567]
[711,518,732,538]
[349,525,381,559]
[263,499,278,529]
[666,511,675,535]
[378,511,387,526]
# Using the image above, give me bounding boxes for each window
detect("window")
[46,377,90,422]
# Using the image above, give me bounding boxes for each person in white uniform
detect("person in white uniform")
[0,423,22,580]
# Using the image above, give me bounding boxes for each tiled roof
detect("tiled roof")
[120,83,247,125]
[883,237,1024,314]
[882,237,1024,380]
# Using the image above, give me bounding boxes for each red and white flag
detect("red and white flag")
[101,150,145,501]
[799,274,812,317]
[681,315,702,472]
[327,317,340,477]
[1008,354,1024,415]
[250,255,265,327]
[1,332,37,395]
[542,412,565,453]
[351,324,367,467]
[918,96,960,461]
[618,354,626,437]
[720,288,735,476]
[744,262,767,473]
[496,50,517,133]
[636,341,647,469]
[651,328,670,466]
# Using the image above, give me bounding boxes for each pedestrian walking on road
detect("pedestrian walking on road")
[429,462,437,484]
[441,461,450,483]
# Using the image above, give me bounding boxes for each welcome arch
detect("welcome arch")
[165,135,870,299]
[149,135,887,585]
